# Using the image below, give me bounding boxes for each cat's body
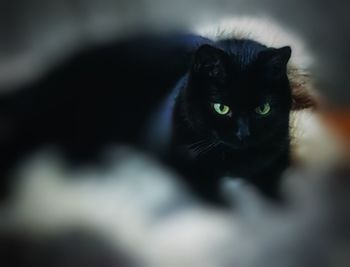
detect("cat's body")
[0,34,292,203]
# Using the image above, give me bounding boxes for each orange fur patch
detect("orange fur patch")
[288,66,318,110]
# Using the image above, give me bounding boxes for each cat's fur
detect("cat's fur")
[169,40,292,201]
[0,34,292,203]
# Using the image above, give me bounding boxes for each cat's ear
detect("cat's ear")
[258,46,292,77]
[192,45,229,80]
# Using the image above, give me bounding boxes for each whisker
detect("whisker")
[187,138,210,149]
[190,139,221,157]
[188,142,210,156]
[198,141,219,155]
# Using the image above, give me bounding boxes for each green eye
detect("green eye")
[255,103,271,115]
[213,103,231,115]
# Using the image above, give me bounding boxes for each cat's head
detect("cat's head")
[183,40,292,150]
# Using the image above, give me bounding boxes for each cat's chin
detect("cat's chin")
[221,141,251,150]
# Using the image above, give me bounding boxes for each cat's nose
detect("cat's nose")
[236,118,250,141]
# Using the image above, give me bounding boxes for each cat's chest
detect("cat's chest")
[175,145,285,179]
[175,146,241,167]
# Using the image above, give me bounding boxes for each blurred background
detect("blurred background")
[1,0,350,266]
[0,0,349,104]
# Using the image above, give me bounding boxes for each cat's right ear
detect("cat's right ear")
[257,46,292,78]
[191,45,229,80]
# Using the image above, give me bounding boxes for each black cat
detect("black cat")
[0,34,292,203]
[171,42,292,201]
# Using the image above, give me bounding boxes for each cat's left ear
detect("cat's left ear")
[258,46,292,77]
[192,44,229,80]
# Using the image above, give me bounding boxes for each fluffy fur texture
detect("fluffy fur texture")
[194,17,322,165]
[194,17,318,111]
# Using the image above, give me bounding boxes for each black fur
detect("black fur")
[171,40,292,202]
[0,34,292,203]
